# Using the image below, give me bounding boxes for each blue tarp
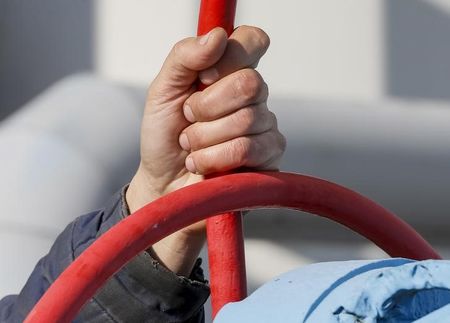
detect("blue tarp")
[214,259,450,322]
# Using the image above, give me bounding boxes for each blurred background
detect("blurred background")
[1,0,450,321]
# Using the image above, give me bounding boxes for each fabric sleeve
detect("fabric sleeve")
[0,186,210,323]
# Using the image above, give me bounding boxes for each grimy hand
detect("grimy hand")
[126,26,286,276]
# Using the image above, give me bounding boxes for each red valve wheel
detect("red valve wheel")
[24,171,440,323]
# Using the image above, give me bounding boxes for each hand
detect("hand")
[126,26,286,276]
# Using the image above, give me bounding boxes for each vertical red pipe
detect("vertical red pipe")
[197,0,247,318]
[197,0,237,36]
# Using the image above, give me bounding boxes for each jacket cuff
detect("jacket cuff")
[76,186,210,322]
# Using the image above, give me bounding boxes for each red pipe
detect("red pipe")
[25,172,440,323]
[197,0,237,36]
[197,0,246,317]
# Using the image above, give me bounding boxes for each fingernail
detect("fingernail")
[186,156,197,173]
[183,104,195,122]
[179,133,191,151]
[198,30,212,45]
[199,68,219,85]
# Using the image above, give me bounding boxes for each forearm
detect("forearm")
[1,187,209,322]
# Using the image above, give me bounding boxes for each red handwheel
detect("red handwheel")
[25,172,440,323]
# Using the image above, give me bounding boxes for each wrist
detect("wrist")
[126,168,206,276]
[149,231,206,277]
[126,168,161,213]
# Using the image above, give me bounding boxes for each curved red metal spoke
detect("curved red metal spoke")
[25,172,440,323]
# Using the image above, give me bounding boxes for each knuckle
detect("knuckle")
[231,137,251,166]
[236,24,253,36]
[268,111,278,128]
[232,107,257,132]
[259,109,274,130]
[234,69,263,101]
[238,25,270,50]
[262,81,269,99]
[255,132,277,161]
[237,24,252,31]
[172,39,186,59]
[253,135,267,158]
[251,27,271,51]
[277,132,287,153]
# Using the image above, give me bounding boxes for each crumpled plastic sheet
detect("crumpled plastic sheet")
[214,259,450,322]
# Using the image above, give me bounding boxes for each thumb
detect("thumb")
[149,27,228,105]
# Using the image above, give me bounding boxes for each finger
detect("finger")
[148,27,228,106]
[180,103,276,151]
[198,26,270,85]
[185,130,286,175]
[184,68,269,122]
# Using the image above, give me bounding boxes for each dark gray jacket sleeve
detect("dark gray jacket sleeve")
[0,186,210,323]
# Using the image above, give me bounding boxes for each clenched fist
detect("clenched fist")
[126,26,286,276]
